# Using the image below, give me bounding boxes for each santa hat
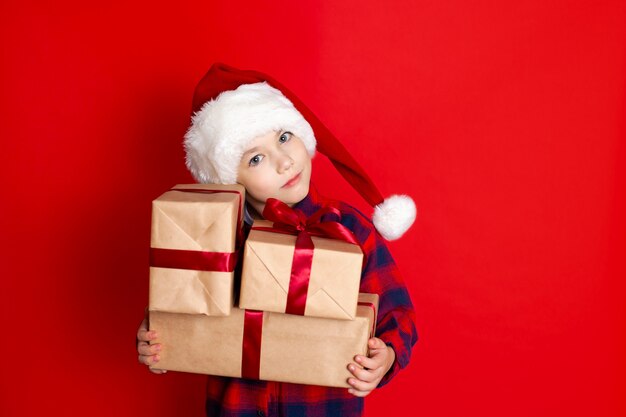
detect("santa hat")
[184,62,416,240]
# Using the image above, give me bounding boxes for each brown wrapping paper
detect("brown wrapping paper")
[149,183,245,316]
[239,220,363,320]
[149,293,378,388]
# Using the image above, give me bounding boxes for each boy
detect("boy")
[137,63,418,417]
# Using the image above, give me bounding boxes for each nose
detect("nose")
[276,151,294,174]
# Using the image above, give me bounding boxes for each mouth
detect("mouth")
[282,171,302,188]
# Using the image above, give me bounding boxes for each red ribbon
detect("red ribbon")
[239,301,377,380]
[358,301,378,337]
[241,310,263,380]
[252,198,360,316]
[150,248,238,272]
[286,233,315,315]
[257,198,359,245]
[149,187,244,272]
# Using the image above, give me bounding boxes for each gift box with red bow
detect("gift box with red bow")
[149,293,378,387]
[149,183,245,316]
[239,198,364,320]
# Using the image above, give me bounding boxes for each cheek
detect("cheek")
[299,150,313,179]
[249,181,274,200]
[240,168,277,199]
[297,145,312,169]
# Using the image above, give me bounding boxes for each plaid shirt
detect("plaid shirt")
[205,184,418,417]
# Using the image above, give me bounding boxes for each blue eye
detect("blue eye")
[279,132,293,143]
[249,154,264,166]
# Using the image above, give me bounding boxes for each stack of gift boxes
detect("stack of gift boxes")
[148,184,378,388]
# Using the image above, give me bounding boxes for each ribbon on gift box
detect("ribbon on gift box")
[242,310,264,380]
[358,301,378,338]
[150,187,244,272]
[150,247,238,272]
[251,198,362,316]
[240,301,378,380]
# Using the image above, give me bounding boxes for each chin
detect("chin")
[283,183,310,205]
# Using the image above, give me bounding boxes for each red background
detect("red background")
[1,1,625,416]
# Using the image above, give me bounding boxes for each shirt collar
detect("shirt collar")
[243,204,255,225]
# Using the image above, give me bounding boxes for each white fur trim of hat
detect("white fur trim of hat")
[184,82,316,184]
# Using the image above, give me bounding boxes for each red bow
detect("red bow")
[251,198,361,316]
[259,198,359,245]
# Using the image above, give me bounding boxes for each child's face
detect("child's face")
[236,130,312,214]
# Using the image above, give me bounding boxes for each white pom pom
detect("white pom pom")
[372,194,417,240]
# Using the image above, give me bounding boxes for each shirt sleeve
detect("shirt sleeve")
[353,214,418,388]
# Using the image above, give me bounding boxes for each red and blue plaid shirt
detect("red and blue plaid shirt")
[205,184,418,417]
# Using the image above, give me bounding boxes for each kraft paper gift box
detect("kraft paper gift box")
[149,293,378,388]
[149,183,245,316]
[239,219,363,320]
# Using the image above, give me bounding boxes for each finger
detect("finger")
[141,355,168,374]
[138,353,161,366]
[137,354,151,366]
[136,316,160,343]
[347,363,379,383]
[347,387,371,398]
[368,337,387,350]
[347,377,376,394]
[354,354,382,370]
[136,317,148,337]
[138,342,161,356]
[137,328,158,343]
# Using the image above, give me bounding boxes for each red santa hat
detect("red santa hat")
[184,62,416,240]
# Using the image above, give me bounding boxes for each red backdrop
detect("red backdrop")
[1,1,625,416]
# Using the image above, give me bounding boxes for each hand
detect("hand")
[347,337,395,397]
[136,313,167,374]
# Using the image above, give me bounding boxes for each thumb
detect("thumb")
[368,337,386,350]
